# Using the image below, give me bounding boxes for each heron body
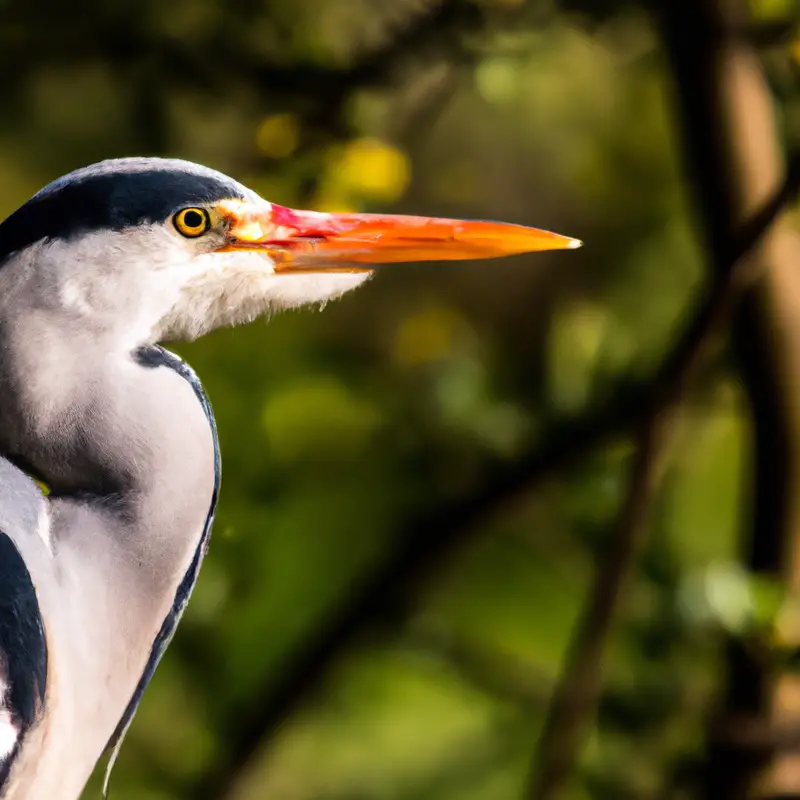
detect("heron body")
[0,158,579,798]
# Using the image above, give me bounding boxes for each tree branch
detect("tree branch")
[0,0,486,137]
[528,0,800,794]
[527,139,800,800]
[528,154,800,799]
[191,380,644,798]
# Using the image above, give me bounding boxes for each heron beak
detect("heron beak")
[217,199,581,272]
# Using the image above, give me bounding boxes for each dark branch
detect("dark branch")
[191,377,648,799]
[527,0,800,791]
[653,1,800,798]
[0,1,485,128]
[526,152,800,800]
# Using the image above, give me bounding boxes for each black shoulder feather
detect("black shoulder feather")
[0,530,47,789]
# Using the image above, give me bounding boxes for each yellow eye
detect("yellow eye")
[173,207,211,238]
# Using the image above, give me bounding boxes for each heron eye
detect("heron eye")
[174,207,211,238]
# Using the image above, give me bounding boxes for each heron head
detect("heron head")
[0,157,580,345]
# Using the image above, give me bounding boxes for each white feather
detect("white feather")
[0,677,18,760]
[7,227,371,346]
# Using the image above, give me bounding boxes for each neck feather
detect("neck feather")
[0,319,219,794]
[103,345,221,796]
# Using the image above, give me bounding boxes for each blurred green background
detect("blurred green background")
[4,0,800,798]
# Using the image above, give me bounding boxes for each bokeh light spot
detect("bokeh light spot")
[475,58,520,105]
[256,113,300,159]
[393,307,466,367]
[751,0,793,19]
[332,138,411,202]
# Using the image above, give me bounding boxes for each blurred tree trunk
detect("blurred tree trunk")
[655,0,800,796]
[724,72,800,798]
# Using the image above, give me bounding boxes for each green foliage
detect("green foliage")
[0,0,788,798]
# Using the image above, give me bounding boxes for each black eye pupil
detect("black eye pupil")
[184,210,203,228]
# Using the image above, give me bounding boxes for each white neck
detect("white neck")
[0,318,217,799]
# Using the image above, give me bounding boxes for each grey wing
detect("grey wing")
[0,460,48,790]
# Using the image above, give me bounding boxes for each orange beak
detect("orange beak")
[217,199,581,272]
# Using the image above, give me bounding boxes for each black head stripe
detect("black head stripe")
[0,157,250,261]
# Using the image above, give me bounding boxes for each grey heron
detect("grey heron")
[0,157,580,799]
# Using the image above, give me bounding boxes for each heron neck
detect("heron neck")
[0,329,220,800]
[0,256,220,800]
[0,319,210,490]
